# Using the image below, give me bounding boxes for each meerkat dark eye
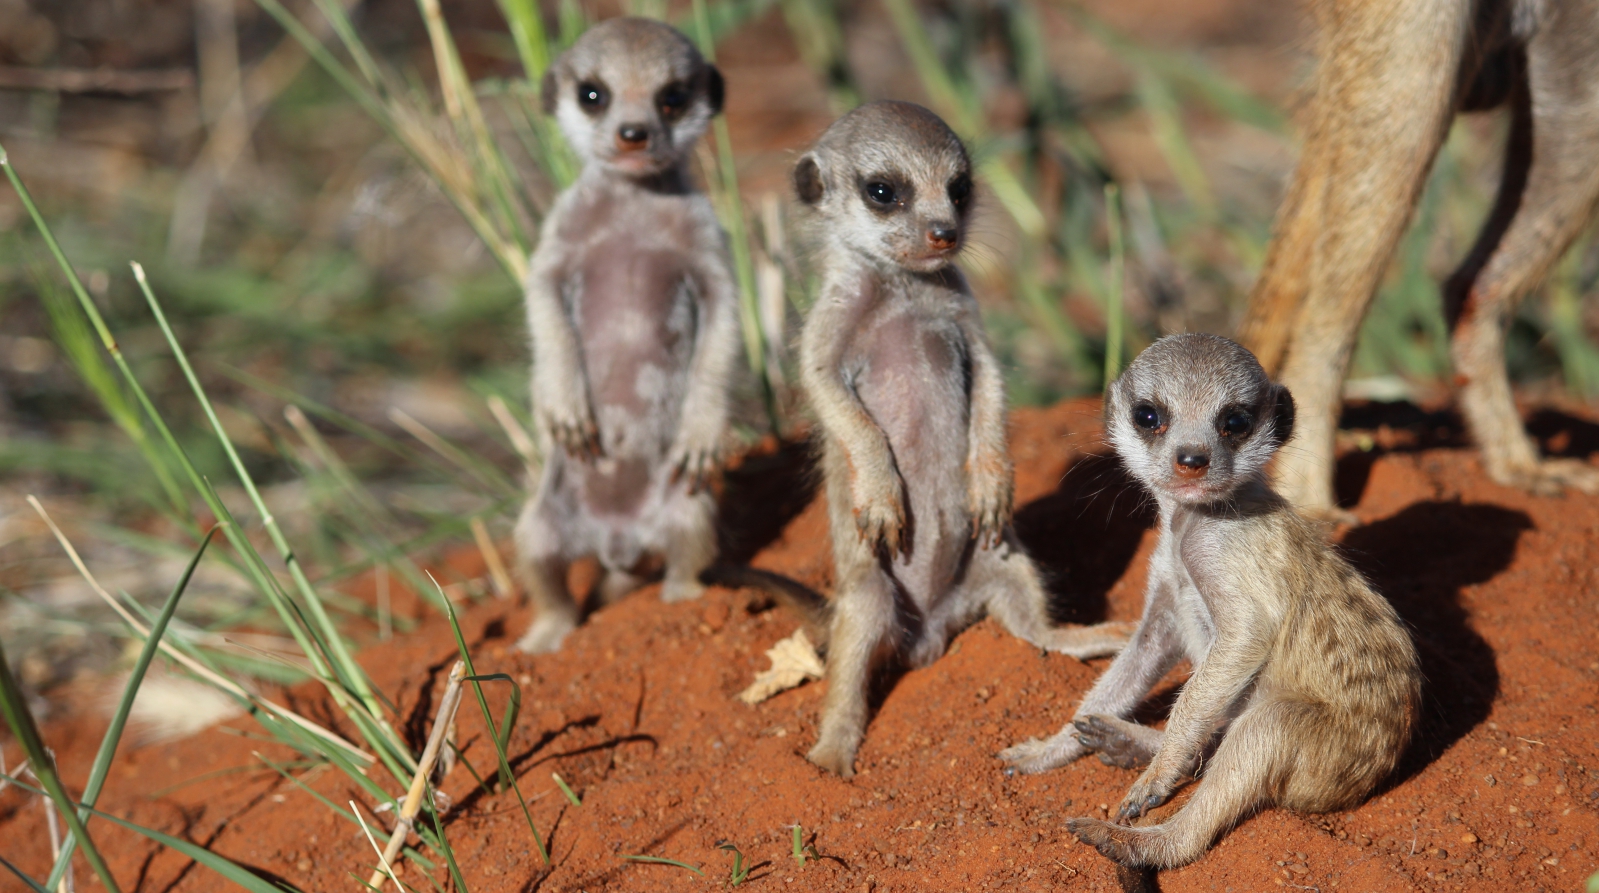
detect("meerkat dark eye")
[864,181,897,206]
[1132,404,1162,431]
[576,81,609,113]
[948,174,972,208]
[656,83,691,119]
[1221,409,1254,438]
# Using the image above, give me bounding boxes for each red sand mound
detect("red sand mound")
[3,398,1596,892]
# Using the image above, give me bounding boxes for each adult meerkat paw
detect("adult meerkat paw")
[1073,715,1153,770]
[1491,457,1599,497]
[660,574,706,603]
[997,733,1086,774]
[1115,766,1178,822]
[1066,817,1143,866]
[516,614,577,654]
[536,386,601,458]
[668,427,724,491]
[965,457,1013,548]
[806,739,857,778]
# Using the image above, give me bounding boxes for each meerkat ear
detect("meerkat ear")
[540,65,560,116]
[794,155,825,205]
[1268,383,1296,446]
[703,64,725,115]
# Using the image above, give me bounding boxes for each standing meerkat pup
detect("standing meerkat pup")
[794,101,1133,777]
[515,18,742,653]
[1001,334,1421,870]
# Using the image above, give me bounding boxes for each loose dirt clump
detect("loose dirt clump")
[3,398,1597,892]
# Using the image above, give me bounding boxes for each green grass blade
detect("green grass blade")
[46,527,220,890]
[0,641,123,892]
[622,854,706,876]
[440,588,550,863]
[551,771,581,806]
[1103,183,1125,384]
[0,773,299,893]
[0,854,51,893]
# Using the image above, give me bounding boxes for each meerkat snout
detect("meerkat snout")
[1173,448,1210,477]
[541,17,724,177]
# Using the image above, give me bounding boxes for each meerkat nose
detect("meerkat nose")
[1174,449,1210,477]
[927,224,958,249]
[616,124,649,149]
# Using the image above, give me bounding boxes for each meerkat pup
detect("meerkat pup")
[514,18,743,653]
[793,101,1133,777]
[1000,333,1421,869]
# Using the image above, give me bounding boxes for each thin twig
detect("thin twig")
[368,660,467,887]
[352,800,403,891]
[487,394,539,471]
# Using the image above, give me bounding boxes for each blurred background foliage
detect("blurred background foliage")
[2,0,1599,694]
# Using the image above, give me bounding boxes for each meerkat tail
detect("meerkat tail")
[698,564,832,643]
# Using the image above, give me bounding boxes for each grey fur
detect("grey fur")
[1000,334,1421,870]
[796,102,1133,777]
[515,18,742,653]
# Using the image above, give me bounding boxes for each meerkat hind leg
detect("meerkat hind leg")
[808,571,897,778]
[1069,695,1301,869]
[514,497,578,654]
[660,492,715,603]
[973,544,1133,659]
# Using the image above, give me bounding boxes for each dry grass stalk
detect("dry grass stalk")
[487,394,539,471]
[368,659,467,887]
[352,799,403,891]
[25,496,374,766]
[469,517,514,599]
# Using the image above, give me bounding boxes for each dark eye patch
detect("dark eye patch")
[656,82,692,120]
[1132,403,1164,433]
[948,173,972,209]
[576,79,609,114]
[1218,407,1254,438]
[858,172,913,214]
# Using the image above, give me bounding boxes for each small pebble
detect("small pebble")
[1522,774,1540,786]
[1460,832,1478,844]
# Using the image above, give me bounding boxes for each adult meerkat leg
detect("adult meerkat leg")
[1067,697,1299,870]
[514,474,577,654]
[999,604,1181,774]
[1448,23,1599,494]
[661,490,716,603]
[1071,714,1165,770]
[1266,0,1469,518]
[973,543,1134,658]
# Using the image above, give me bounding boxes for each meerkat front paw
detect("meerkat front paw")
[516,613,578,654]
[851,475,910,558]
[1073,715,1155,770]
[966,472,1013,549]
[998,732,1086,774]
[1116,765,1179,822]
[667,430,723,492]
[534,378,601,458]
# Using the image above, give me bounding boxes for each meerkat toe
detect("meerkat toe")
[1072,715,1148,769]
[515,615,577,654]
[1497,458,1599,496]
[806,741,857,778]
[661,576,706,603]
[1067,817,1140,866]
[997,735,1084,774]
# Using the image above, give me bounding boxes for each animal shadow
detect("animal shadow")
[1339,500,1523,781]
[1525,408,1599,460]
[1013,452,1155,625]
[716,436,817,564]
[1333,401,1464,507]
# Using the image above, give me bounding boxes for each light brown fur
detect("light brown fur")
[795,102,1133,777]
[1001,334,1420,870]
[1239,0,1599,518]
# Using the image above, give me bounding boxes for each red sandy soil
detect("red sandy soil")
[3,398,1598,893]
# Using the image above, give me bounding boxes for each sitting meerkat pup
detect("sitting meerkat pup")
[1000,333,1421,870]
[794,101,1133,777]
[514,18,743,653]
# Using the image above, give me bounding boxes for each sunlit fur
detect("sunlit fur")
[1002,334,1420,871]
